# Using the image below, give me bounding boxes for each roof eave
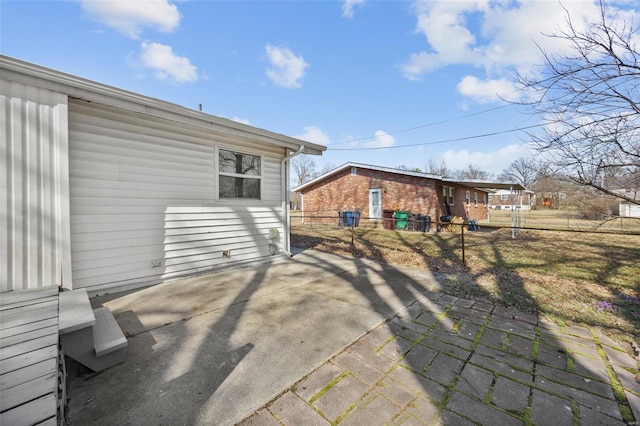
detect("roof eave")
[0,55,326,155]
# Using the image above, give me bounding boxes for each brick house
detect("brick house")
[293,163,506,226]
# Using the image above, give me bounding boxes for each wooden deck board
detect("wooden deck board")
[0,288,60,425]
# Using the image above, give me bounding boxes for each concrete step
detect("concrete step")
[92,307,128,357]
[59,288,95,334]
[58,289,127,372]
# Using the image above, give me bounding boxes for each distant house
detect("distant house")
[488,189,535,210]
[612,190,640,217]
[293,163,524,226]
[1,55,326,295]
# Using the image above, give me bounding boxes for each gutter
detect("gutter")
[281,146,305,257]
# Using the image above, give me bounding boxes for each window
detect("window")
[501,194,509,201]
[474,192,478,206]
[465,190,471,205]
[218,149,261,199]
[484,194,488,205]
[351,167,357,176]
[442,186,454,205]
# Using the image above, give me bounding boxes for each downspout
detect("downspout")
[281,145,305,257]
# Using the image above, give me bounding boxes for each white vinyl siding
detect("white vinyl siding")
[68,100,285,294]
[0,80,72,292]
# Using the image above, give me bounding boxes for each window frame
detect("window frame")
[442,185,455,206]
[474,192,478,206]
[465,190,471,205]
[216,147,263,201]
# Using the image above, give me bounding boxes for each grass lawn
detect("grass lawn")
[291,218,640,343]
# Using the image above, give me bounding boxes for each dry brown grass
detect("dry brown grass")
[292,222,640,342]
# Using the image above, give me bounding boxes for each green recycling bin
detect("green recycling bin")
[394,211,408,230]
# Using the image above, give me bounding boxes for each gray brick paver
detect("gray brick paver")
[455,363,493,400]
[536,364,615,399]
[424,353,465,386]
[340,393,399,426]
[477,328,508,349]
[579,405,626,425]
[564,324,594,340]
[419,337,471,360]
[401,344,438,372]
[346,340,397,372]
[295,363,344,402]
[269,391,328,425]
[438,409,476,425]
[404,395,439,424]
[625,390,640,422]
[312,374,368,421]
[530,389,573,426]
[505,335,534,358]
[238,408,281,426]
[389,365,447,403]
[572,352,610,382]
[491,376,530,415]
[536,343,570,369]
[244,300,633,426]
[332,351,386,386]
[446,391,523,426]
[469,352,533,383]
[602,343,639,370]
[375,377,416,407]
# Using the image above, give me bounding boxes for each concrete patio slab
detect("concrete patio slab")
[64,249,639,426]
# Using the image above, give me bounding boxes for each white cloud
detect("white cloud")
[401,0,613,100]
[294,126,331,145]
[363,130,395,148]
[265,45,309,89]
[137,42,198,83]
[231,116,251,125]
[456,76,519,103]
[79,0,181,39]
[342,0,365,19]
[440,144,534,176]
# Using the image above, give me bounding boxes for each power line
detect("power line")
[327,122,549,151]
[331,104,512,146]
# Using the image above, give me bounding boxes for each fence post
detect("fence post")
[461,224,465,264]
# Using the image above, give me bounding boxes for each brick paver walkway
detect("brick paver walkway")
[240,292,639,425]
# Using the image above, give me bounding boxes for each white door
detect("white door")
[369,188,382,219]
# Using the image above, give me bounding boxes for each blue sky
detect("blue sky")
[2,0,637,176]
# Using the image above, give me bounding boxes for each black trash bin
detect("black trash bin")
[421,215,431,232]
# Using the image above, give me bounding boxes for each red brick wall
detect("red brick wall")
[300,167,488,224]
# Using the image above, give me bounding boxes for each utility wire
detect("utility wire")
[330,104,512,146]
[328,122,550,151]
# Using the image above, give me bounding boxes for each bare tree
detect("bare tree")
[291,155,317,187]
[397,165,423,172]
[497,157,540,188]
[517,0,639,205]
[426,158,451,176]
[317,162,336,176]
[454,164,492,180]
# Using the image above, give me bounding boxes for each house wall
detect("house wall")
[68,100,286,294]
[1,79,72,292]
[439,183,489,221]
[300,168,488,225]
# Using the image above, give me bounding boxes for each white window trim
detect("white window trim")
[443,186,455,206]
[215,146,263,201]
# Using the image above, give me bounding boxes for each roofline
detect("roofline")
[293,162,526,192]
[0,55,326,156]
